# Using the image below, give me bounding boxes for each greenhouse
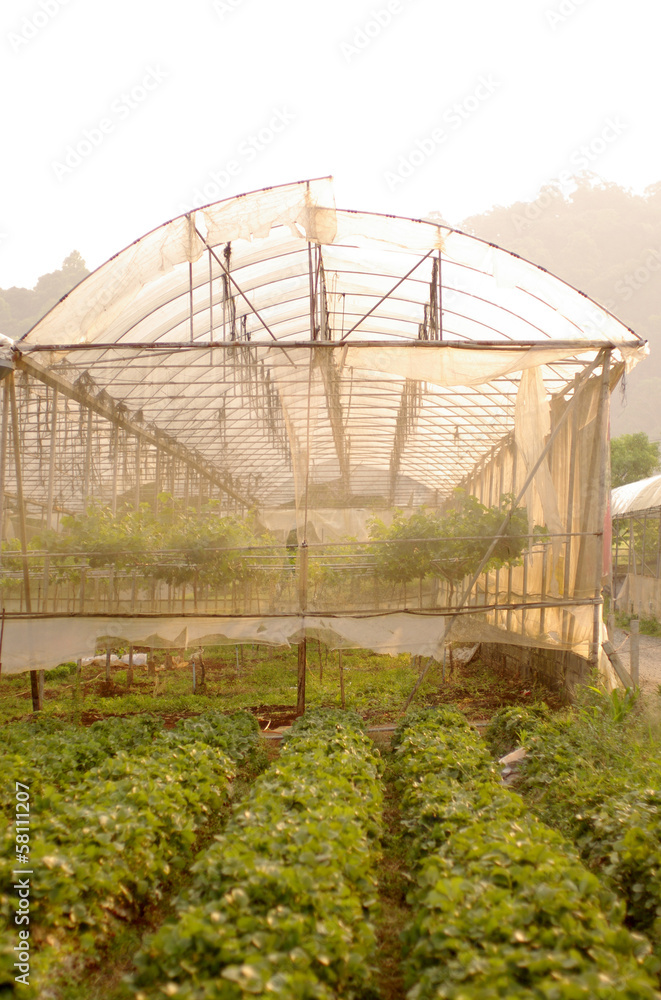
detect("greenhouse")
[0,177,647,696]
[612,473,661,617]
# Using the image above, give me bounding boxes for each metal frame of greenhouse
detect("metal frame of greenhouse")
[0,177,649,707]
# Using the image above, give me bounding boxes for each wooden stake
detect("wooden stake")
[297,639,307,715]
[339,648,345,709]
[630,618,640,686]
[127,644,134,686]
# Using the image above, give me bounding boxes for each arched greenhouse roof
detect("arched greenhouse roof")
[612,474,661,517]
[11,176,646,511]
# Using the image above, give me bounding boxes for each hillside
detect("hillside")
[456,176,661,439]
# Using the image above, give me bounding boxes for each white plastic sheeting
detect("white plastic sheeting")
[0,612,448,676]
[612,474,661,516]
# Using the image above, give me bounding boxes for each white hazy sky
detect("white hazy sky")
[1,0,659,290]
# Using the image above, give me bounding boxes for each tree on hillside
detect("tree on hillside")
[611,432,661,487]
[0,251,88,340]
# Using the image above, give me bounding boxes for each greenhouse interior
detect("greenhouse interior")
[0,177,648,700]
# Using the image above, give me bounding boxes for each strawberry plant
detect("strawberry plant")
[518,712,661,956]
[393,709,660,999]
[0,711,262,997]
[131,710,383,999]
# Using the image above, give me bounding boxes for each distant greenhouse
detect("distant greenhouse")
[612,474,661,617]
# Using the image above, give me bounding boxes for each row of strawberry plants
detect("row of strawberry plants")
[0,714,164,813]
[392,708,660,999]
[510,708,661,958]
[131,709,383,999]
[0,709,265,813]
[0,711,264,998]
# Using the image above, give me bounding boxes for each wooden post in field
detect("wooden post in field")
[339,648,345,709]
[105,647,112,683]
[127,644,134,686]
[630,618,640,686]
[318,639,323,681]
[297,639,307,715]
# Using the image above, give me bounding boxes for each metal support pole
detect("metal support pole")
[8,374,41,711]
[189,260,195,344]
[506,440,517,631]
[0,386,9,562]
[154,440,161,514]
[562,387,579,620]
[82,407,93,510]
[591,349,612,667]
[297,638,307,715]
[308,242,316,339]
[111,423,119,515]
[437,248,443,341]
[41,387,58,611]
[135,435,141,509]
[339,648,345,708]
[630,617,640,686]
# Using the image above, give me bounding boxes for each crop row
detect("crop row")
[511,709,661,959]
[131,709,383,999]
[392,708,660,999]
[0,711,263,998]
[0,710,264,814]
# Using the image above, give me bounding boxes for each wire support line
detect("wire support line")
[0,596,602,622]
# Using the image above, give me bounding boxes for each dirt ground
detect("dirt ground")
[610,627,661,694]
